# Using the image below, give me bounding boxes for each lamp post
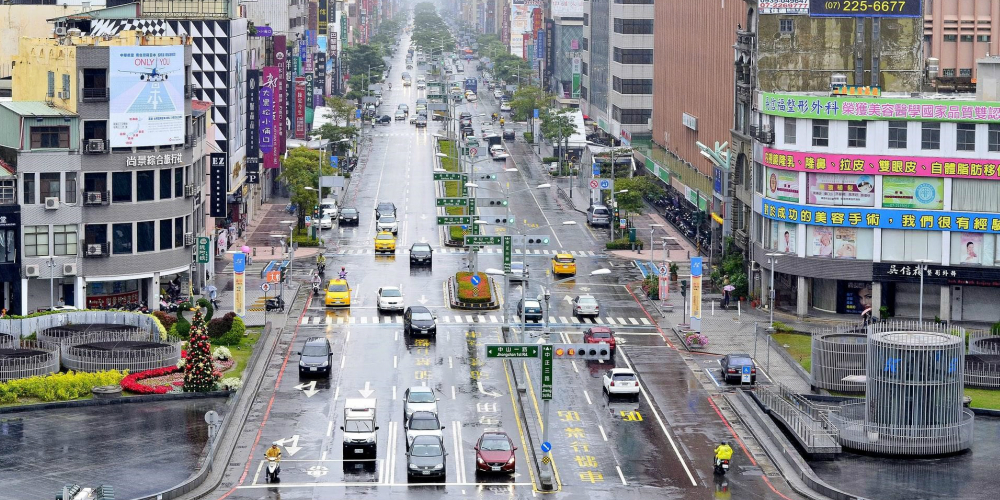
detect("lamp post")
[280,220,295,286]
[765,252,781,330]
[648,224,662,273]
[610,189,629,239]
[915,258,933,323]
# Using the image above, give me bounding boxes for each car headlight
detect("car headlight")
[434,463,444,469]
[477,456,485,464]
[506,456,515,464]
[409,463,418,470]
[320,360,329,367]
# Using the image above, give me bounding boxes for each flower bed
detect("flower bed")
[684,332,709,348]
[455,272,492,303]
[121,359,235,394]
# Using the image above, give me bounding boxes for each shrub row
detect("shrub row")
[455,272,492,304]
[0,370,126,404]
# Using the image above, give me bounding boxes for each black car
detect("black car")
[720,353,757,384]
[406,435,447,480]
[298,337,333,376]
[404,306,437,336]
[409,243,433,265]
[461,125,474,136]
[338,207,359,225]
[503,129,515,141]
[517,298,543,323]
[415,116,428,128]
[377,114,392,124]
[459,111,472,119]
[375,201,396,220]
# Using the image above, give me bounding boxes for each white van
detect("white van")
[342,398,378,457]
[320,198,338,218]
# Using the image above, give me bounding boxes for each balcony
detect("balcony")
[750,126,774,145]
[736,30,755,50]
[82,87,109,102]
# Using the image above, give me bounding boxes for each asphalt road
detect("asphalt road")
[198,28,802,500]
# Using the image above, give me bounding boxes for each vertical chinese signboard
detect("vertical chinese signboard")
[295,77,307,139]
[261,66,278,169]
[690,257,703,332]
[274,35,287,156]
[314,52,326,107]
[245,69,260,184]
[286,44,295,140]
[209,153,228,217]
[319,0,328,35]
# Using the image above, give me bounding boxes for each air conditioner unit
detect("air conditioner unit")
[57,91,70,99]
[54,26,67,36]
[184,183,196,197]
[184,232,195,246]
[85,191,103,204]
[44,197,59,210]
[24,264,40,277]
[63,263,77,275]
[86,243,104,256]
[86,139,106,153]
[830,73,848,89]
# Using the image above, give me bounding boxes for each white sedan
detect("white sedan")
[603,368,640,397]
[500,102,511,112]
[493,89,504,99]
[319,215,334,229]
[377,286,404,313]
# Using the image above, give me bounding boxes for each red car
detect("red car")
[583,327,616,352]
[474,431,517,474]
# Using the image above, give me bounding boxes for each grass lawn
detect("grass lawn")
[965,388,1000,410]
[224,330,261,380]
[772,333,812,372]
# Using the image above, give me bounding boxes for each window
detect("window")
[612,48,653,64]
[613,18,654,34]
[53,224,78,256]
[85,224,107,246]
[136,221,155,253]
[611,105,652,125]
[959,68,973,77]
[979,35,991,43]
[0,179,14,205]
[160,218,173,251]
[175,168,184,198]
[944,34,957,42]
[812,120,829,146]
[848,121,867,147]
[779,19,794,34]
[62,73,70,95]
[943,68,956,77]
[0,229,15,264]
[160,168,172,199]
[960,35,974,42]
[174,217,184,248]
[989,124,1000,152]
[39,173,60,201]
[64,172,77,204]
[22,173,35,204]
[612,77,653,94]
[582,38,588,50]
[24,225,49,257]
[784,118,796,144]
[112,172,132,203]
[112,222,132,254]
[583,13,588,26]
[30,126,70,149]
[888,121,907,149]
[921,122,941,150]
[582,62,588,75]
[957,123,976,151]
[136,170,155,202]
[47,71,54,97]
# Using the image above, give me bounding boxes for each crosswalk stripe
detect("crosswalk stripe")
[605,317,616,325]
[465,315,474,323]
[570,316,580,324]
[442,315,450,322]
[361,316,369,324]
[326,316,333,325]
[559,316,569,324]
[489,315,499,323]
[640,318,651,325]
[617,317,627,325]
[629,318,640,325]
[454,315,463,323]
[337,317,345,324]
[395,315,402,323]
[548,316,556,324]
[349,317,356,324]
[594,317,604,324]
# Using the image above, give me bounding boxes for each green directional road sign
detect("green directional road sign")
[437,216,472,225]
[433,172,465,181]
[541,345,553,400]
[503,236,512,273]
[478,198,509,207]
[469,198,479,235]
[485,344,539,358]
[436,197,468,207]
[463,235,503,246]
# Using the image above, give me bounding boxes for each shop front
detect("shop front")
[874,263,1000,323]
[0,205,20,314]
[85,268,190,309]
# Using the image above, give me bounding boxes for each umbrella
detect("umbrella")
[723,284,736,292]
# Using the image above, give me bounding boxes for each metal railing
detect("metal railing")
[754,384,838,450]
[82,87,109,101]
[969,330,1000,355]
[811,323,868,392]
[964,360,1000,389]
[0,340,60,381]
[830,402,974,456]
[60,335,181,373]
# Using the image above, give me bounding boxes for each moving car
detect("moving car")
[394,110,407,121]
[318,215,334,229]
[406,435,447,480]
[509,261,528,281]
[573,294,600,317]
[415,115,427,128]
[397,103,409,114]
[320,198,339,218]
[517,298,543,323]
[409,243,433,265]
[375,201,396,219]
[502,129,515,141]
[586,204,611,226]
[374,231,397,254]
[377,114,392,124]
[405,411,445,450]
[551,253,577,276]
[720,353,757,384]
[403,386,439,422]
[603,368,640,397]
[376,215,399,234]
[416,81,426,89]
[298,336,333,377]
[377,286,404,313]
[325,279,352,307]
[466,92,478,102]
[489,144,509,161]
[339,207,360,225]
[493,89,504,99]
[404,306,437,336]
[343,398,378,458]
[500,102,511,112]
[474,431,516,474]
[583,327,617,353]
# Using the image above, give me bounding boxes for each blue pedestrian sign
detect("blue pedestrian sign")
[331,156,339,168]
[741,365,752,384]
[541,441,552,452]
[593,163,600,176]
[470,275,481,286]
[233,253,246,274]
[598,179,611,190]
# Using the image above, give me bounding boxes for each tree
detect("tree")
[344,74,369,102]
[343,45,386,83]
[280,147,337,228]
[508,85,551,122]
[323,96,357,125]
[614,177,664,214]
[312,122,358,156]
[183,310,220,392]
[540,108,578,162]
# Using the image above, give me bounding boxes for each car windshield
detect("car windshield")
[301,345,328,357]
[408,391,435,403]
[578,297,597,305]
[345,420,375,432]
[412,312,434,321]
[613,373,636,382]
[511,262,524,270]
[481,437,512,451]
[409,416,440,430]
[410,443,441,457]
[381,289,402,297]
[524,301,540,309]
[412,245,431,253]
[328,284,349,292]
[342,209,357,215]
[377,234,393,240]
[730,357,753,366]
[592,208,609,215]
[591,332,612,339]
[556,256,575,263]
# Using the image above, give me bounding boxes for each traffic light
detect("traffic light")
[552,343,612,361]
[491,217,515,225]
[525,235,549,245]
[480,198,509,207]
[477,173,498,180]
[680,279,688,297]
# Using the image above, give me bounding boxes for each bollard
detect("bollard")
[711,300,714,316]
[271,246,274,255]
[687,251,691,259]
[738,300,741,317]
[253,247,257,257]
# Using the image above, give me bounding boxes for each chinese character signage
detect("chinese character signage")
[690,257,703,332]
[760,198,1000,234]
[261,66,279,169]
[245,69,260,180]
[286,45,295,139]
[809,0,922,18]
[875,262,1000,288]
[209,153,228,217]
[763,146,1000,181]
[807,174,876,207]
[314,53,326,107]
[765,168,799,202]
[319,0,328,35]
[295,77,307,139]
[761,93,1000,123]
[274,35,287,156]
[758,1,809,14]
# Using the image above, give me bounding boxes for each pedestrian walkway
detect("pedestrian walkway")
[298,312,655,327]
[317,247,604,257]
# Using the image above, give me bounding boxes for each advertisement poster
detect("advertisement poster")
[811,227,834,258]
[775,221,796,253]
[690,257,703,332]
[209,153,228,217]
[763,146,1000,182]
[509,1,537,59]
[762,93,1000,124]
[837,281,872,315]
[882,177,944,210]
[245,69,260,181]
[959,233,984,265]
[766,168,799,202]
[294,77,307,139]
[807,173,875,206]
[834,228,858,259]
[109,46,185,148]
[550,0,585,17]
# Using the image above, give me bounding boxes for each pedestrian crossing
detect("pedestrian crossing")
[299,314,652,327]
[331,248,602,257]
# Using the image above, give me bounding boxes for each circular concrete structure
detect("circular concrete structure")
[62,339,181,373]
[811,324,867,392]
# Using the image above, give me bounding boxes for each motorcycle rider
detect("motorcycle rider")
[316,254,327,275]
[339,266,348,280]
[499,117,505,129]
[311,272,322,295]
[713,441,733,465]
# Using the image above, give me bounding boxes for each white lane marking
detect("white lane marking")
[394,330,399,342]
[549,316,557,324]
[393,385,397,400]
[465,315,475,323]
[629,318,640,325]
[705,368,721,387]
[640,317,651,325]
[594,317,604,324]
[449,356,454,369]
[340,355,346,369]
[393,355,398,369]
[559,316,569,324]
[251,459,263,485]
[452,386,457,400]
[571,360,579,373]
[333,386,340,401]
[617,317,628,325]
[321,450,327,460]
[489,315,499,323]
[583,390,592,405]
[599,424,608,441]
[616,465,628,485]
[570,316,580,324]
[620,352,699,486]
[454,315,463,323]
[327,420,333,437]
[345,330,351,343]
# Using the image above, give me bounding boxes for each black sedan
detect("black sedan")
[409,243,433,265]
[375,201,396,220]
[377,114,392,124]
[404,306,437,336]
[503,129,515,141]
[415,116,428,128]
[338,207,359,225]
[720,353,757,384]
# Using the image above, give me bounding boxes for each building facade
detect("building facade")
[549,1,584,106]
[924,0,1000,91]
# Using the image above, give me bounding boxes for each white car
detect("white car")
[403,386,439,422]
[500,102,511,112]
[416,81,426,89]
[376,215,399,234]
[493,89,503,99]
[319,215,334,229]
[489,145,509,161]
[603,368,640,396]
[405,411,445,450]
[377,286,404,312]
[573,294,600,317]
[466,93,478,102]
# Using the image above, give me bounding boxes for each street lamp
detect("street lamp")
[280,220,295,285]
[648,224,662,269]
[765,252,781,330]
[915,258,934,323]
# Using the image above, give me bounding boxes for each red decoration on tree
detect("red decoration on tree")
[183,310,219,392]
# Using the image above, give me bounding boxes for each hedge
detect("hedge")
[0,370,127,404]
[523,132,534,143]
[455,272,492,303]
[606,237,644,250]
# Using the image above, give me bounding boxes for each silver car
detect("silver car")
[376,215,399,234]
[403,386,439,422]
[509,261,529,282]
[405,411,445,450]
[573,294,600,317]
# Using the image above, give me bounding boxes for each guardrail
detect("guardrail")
[0,340,60,381]
[754,384,840,454]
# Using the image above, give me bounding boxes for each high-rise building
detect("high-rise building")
[923,0,1000,92]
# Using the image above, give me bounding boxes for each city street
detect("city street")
[197,30,802,500]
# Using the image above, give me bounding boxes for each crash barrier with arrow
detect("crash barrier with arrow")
[499,327,553,490]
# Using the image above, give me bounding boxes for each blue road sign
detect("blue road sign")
[331,156,339,168]
[593,163,600,176]
[470,275,481,286]
[533,108,539,119]
[741,365,752,383]
[599,179,611,189]
[355,109,362,119]
[691,256,703,277]
[541,441,552,452]
[233,253,246,274]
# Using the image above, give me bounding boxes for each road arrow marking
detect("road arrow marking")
[339,228,344,236]
[307,465,329,477]
[421,214,427,220]
[564,295,573,304]
[477,381,502,398]
[276,435,302,456]
[294,380,319,398]
[359,381,375,399]
[420,236,428,243]
[418,295,428,305]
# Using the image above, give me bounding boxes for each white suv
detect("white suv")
[376,215,399,234]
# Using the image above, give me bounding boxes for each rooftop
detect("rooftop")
[0,101,76,117]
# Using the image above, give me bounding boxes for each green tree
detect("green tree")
[344,74,369,102]
[508,85,551,122]
[323,96,358,125]
[614,177,664,214]
[343,45,386,83]
[280,147,337,228]
[540,108,578,162]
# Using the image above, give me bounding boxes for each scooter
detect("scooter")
[265,296,285,312]
[312,282,322,296]
[265,456,281,483]
[714,458,730,475]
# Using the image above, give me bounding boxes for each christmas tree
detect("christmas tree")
[183,310,220,392]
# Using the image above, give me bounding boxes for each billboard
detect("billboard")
[807,173,875,206]
[510,1,537,59]
[550,0,584,18]
[759,1,809,14]
[762,147,1000,182]
[765,168,799,202]
[109,46,185,148]
[245,69,260,180]
[762,92,1000,123]
[762,198,1000,235]
[882,176,944,210]
[809,0,922,17]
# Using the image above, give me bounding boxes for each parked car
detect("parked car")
[406,435,447,480]
[377,286,404,313]
[338,207,359,225]
[603,368,640,397]
[298,336,333,377]
[583,326,617,353]
[573,295,600,317]
[405,411,445,450]
[586,204,612,226]
[404,306,437,335]
[409,243,433,265]
[720,353,757,384]
[474,431,517,474]
[403,386,439,422]
[517,298,543,323]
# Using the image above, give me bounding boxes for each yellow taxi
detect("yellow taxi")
[325,279,351,307]
[374,231,397,253]
[551,253,577,276]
